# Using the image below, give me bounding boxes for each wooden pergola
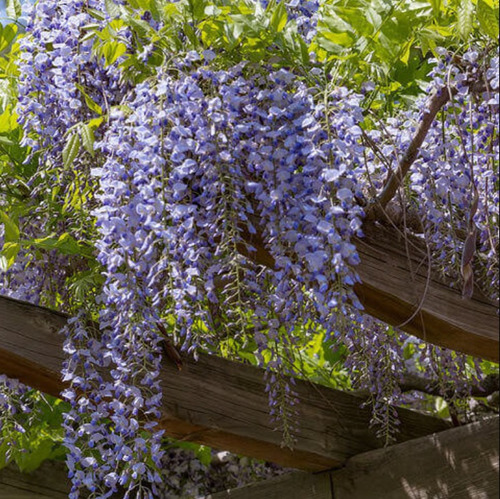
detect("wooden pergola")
[0,221,499,497]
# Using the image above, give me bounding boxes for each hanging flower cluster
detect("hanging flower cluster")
[0,376,31,454]
[18,0,118,155]
[411,50,499,301]
[1,0,497,496]
[361,48,499,302]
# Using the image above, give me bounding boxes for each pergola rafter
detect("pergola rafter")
[0,217,499,493]
[241,220,499,361]
[0,295,452,471]
[0,418,498,498]
[210,417,500,499]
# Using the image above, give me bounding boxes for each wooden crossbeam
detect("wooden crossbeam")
[1,418,497,498]
[0,461,70,499]
[0,295,450,471]
[241,221,499,361]
[210,416,500,499]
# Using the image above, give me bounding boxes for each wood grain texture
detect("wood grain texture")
[208,417,500,499]
[355,223,498,362]
[332,416,499,499]
[242,221,499,362]
[0,484,51,499]
[0,295,450,471]
[208,472,332,499]
[158,352,450,471]
[0,461,70,498]
[1,420,496,499]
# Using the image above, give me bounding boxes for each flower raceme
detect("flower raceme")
[2,0,498,496]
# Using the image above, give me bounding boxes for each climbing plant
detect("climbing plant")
[0,0,498,497]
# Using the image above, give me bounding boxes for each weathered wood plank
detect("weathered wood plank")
[157,354,451,470]
[0,295,450,471]
[1,420,496,499]
[0,460,69,498]
[355,223,498,362]
[0,483,51,499]
[241,221,499,362]
[209,417,499,499]
[208,472,332,499]
[332,416,499,499]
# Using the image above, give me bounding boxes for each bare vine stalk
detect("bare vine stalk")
[367,86,457,220]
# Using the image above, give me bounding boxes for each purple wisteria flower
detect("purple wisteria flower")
[9,0,498,493]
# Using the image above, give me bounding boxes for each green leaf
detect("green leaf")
[105,0,122,18]
[399,37,414,65]
[434,397,450,418]
[196,445,212,467]
[53,233,85,256]
[335,7,374,36]
[0,210,19,242]
[270,2,288,33]
[428,0,443,16]
[477,0,500,39]
[88,116,104,130]
[28,233,89,257]
[0,106,18,134]
[0,136,14,146]
[15,439,63,473]
[0,24,18,52]
[68,268,104,302]
[204,5,222,17]
[79,124,95,157]
[62,133,81,169]
[6,0,22,19]
[456,0,474,40]
[321,30,353,46]
[102,41,127,65]
[75,84,104,115]
[0,242,20,269]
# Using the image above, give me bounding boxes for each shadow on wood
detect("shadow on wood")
[209,417,500,499]
[0,460,70,499]
[0,295,450,471]
[241,221,499,361]
[2,419,496,498]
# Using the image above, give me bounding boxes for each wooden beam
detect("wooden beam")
[0,460,70,498]
[209,416,499,499]
[2,419,496,498]
[0,295,450,472]
[331,415,499,499]
[208,472,333,499]
[242,221,499,361]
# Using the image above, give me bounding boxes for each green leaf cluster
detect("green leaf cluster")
[314,0,499,105]
[0,394,67,473]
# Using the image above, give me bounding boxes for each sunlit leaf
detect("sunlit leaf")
[62,133,81,169]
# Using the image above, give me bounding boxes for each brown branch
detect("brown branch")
[367,86,456,220]
[366,72,496,222]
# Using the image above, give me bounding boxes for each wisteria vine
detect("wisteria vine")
[0,0,498,497]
